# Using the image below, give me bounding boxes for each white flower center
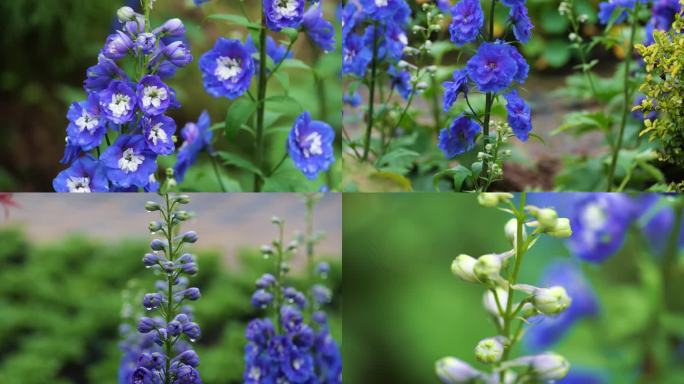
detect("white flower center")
[118,147,144,173]
[375,0,388,7]
[581,202,607,231]
[109,94,132,117]
[248,367,261,380]
[75,111,99,133]
[142,86,168,109]
[148,123,168,146]
[276,0,298,16]
[66,176,91,193]
[302,132,323,158]
[215,56,242,82]
[293,358,303,370]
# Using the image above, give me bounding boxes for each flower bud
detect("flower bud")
[473,254,502,283]
[271,216,282,225]
[172,194,191,204]
[145,201,161,211]
[451,255,478,283]
[181,231,198,244]
[547,218,572,238]
[182,287,201,301]
[520,302,538,318]
[142,253,160,267]
[182,322,201,340]
[176,350,200,367]
[483,288,508,317]
[117,6,137,22]
[163,41,193,67]
[166,320,182,336]
[150,239,166,251]
[435,357,481,384]
[475,337,504,363]
[256,273,276,288]
[143,293,164,309]
[180,262,198,275]
[533,286,571,315]
[137,317,157,333]
[136,32,156,55]
[477,193,513,207]
[251,289,274,308]
[148,221,163,232]
[103,31,134,60]
[157,18,186,36]
[504,218,526,247]
[533,208,558,231]
[174,210,191,221]
[530,353,570,381]
[174,313,189,324]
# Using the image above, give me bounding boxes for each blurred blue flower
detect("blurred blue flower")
[303,2,335,52]
[175,111,213,183]
[438,114,481,158]
[504,89,532,141]
[449,0,484,47]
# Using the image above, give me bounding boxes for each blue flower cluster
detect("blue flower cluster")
[54,7,193,192]
[197,0,335,181]
[598,0,648,25]
[439,0,533,158]
[245,270,341,383]
[341,0,411,95]
[131,195,203,384]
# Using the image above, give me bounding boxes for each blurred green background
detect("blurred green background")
[342,193,684,383]
[0,194,342,383]
[0,0,341,191]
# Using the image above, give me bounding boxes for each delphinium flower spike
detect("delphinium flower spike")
[244,215,325,383]
[196,0,336,191]
[437,192,573,383]
[53,1,193,192]
[437,0,533,191]
[131,194,202,384]
[302,193,343,383]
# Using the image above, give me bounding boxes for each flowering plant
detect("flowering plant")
[437,192,574,383]
[243,195,341,383]
[342,0,537,192]
[194,0,340,192]
[129,193,203,383]
[54,1,194,192]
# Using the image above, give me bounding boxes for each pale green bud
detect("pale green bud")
[504,218,526,247]
[475,337,504,363]
[435,357,481,384]
[533,286,571,315]
[451,255,478,283]
[548,218,572,238]
[530,353,570,381]
[536,208,558,230]
[473,254,502,283]
[145,201,161,211]
[477,193,513,207]
[117,6,136,22]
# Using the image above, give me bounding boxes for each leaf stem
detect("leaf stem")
[254,12,269,192]
[362,22,379,162]
[209,154,227,192]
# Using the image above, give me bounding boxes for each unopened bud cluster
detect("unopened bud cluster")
[437,194,573,383]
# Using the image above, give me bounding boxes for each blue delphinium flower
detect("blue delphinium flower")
[136,75,173,116]
[438,114,482,158]
[53,155,109,192]
[99,80,137,124]
[641,203,684,257]
[504,89,532,141]
[360,0,411,24]
[132,195,203,384]
[263,0,306,31]
[466,42,522,93]
[510,4,533,43]
[449,0,485,47]
[245,35,294,74]
[644,0,681,44]
[175,111,213,183]
[343,92,362,107]
[142,115,176,155]
[558,369,607,384]
[193,0,210,5]
[442,69,469,112]
[101,134,157,189]
[199,38,255,99]
[65,93,106,151]
[342,33,372,77]
[525,261,598,350]
[288,111,335,180]
[598,0,648,25]
[568,194,639,263]
[303,2,335,52]
[388,65,413,100]
[56,6,193,192]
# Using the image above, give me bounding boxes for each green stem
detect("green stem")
[254,14,269,192]
[481,0,497,191]
[274,222,285,333]
[500,192,527,383]
[209,154,227,192]
[163,193,175,384]
[607,7,639,192]
[379,86,416,162]
[362,22,379,162]
[305,196,315,319]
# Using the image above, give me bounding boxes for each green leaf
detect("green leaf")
[206,14,261,30]
[552,111,611,136]
[281,59,312,71]
[265,95,304,116]
[377,148,419,174]
[528,132,546,144]
[272,70,290,93]
[216,151,262,176]
[225,99,257,139]
[433,165,472,192]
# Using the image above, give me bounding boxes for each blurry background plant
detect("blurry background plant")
[343,192,684,383]
[0,193,341,384]
[0,0,341,192]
